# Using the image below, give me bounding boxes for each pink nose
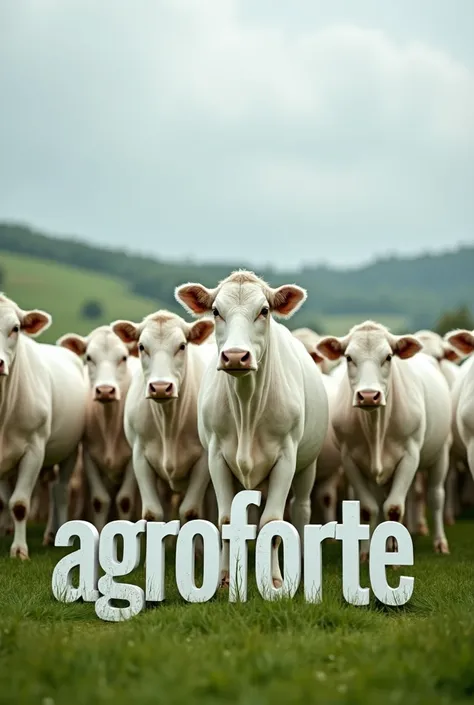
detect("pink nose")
[94,385,117,402]
[220,348,252,370]
[148,381,175,399]
[356,389,382,407]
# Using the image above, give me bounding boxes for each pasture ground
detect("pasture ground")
[0,518,473,705]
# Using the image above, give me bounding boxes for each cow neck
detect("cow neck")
[149,352,194,438]
[90,371,131,444]
[224,325,274,459]
[354,371,395,480]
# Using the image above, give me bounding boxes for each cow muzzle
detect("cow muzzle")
[354,388,384,409]
[218,348,256,376]
[147,380,177,402]
[94,385,118,403]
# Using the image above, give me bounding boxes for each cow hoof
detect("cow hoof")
[43,532,55,546]
[387,506,401,523]
[444,515,455,527]
[10,545,29,560]
[272,578,283,589]
[360,551,369,563]
[417,523,429,536]
[434,539,450,555]
[220,573,230,589]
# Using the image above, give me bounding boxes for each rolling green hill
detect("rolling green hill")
[0,251,162,343]
[0,221,472,337]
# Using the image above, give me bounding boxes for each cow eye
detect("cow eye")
[122,355,127,362]
[86,354,92,363]
[212,308,220,318]
[179,343,186,351]
[138,343,145,353]
[386,354,392,362]
[11,325,19,334]
[260,306,269,317]
[346,355,352,363]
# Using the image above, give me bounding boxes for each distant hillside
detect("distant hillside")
[0,221,473,334]
[0,251,162,343]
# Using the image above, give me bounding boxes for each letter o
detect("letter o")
[175,520,220,602]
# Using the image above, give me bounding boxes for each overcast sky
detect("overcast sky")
[1,0,473,269]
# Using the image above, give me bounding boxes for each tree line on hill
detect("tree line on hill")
[0,221,473,334]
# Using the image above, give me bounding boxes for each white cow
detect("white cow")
[175,271,329,588]
[412,330,462,528]
[291,331,343,523]
[0,294,87,558]
[57,325,141,531]
[317,321,452,558]
[112,310,215,526]
[444,329,474,485]
[292,327,341,375]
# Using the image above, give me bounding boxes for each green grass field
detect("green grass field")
[0,251,161,343]
[0,519,473,705]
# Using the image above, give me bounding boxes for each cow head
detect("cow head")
[112,311,213,403]
[0,294,51,377]
[317,321,423,410]
[175,270,306,378]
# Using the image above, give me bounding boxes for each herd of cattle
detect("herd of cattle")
[1,270,474,586]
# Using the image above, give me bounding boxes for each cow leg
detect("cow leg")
[291,461,316,549]
[413,471,429,535]
[259,450,297,588]
[133,443,164,522]
[444,461,457,526]
[83,449,111,532]
[208,445,235,587]
[0,480,12,536]
[316,473,339,525]
[9,441,45,559]
[179,452,211,523]
[46,451,78,544]
[383,443,420,537]
[427,443,450,554]
[341,450,379,561]
[116,459,137,522]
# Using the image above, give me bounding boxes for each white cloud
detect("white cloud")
[0,0,473,267]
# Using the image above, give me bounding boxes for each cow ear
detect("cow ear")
[310,351,324,364]
[21,309,52,337]
[392,335,423,359]
[268,285,307,318]
[56,333,87,357]
[443,344,460,363]
[111,320,139,345]
[127,342,139,357]
[445,329,474,356]
[187,318,215,345]
[175,283,215,315]
[316,336,346,361]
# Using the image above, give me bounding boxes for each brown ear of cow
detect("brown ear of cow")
[175,283,215,316]
[316,336,346,361]
[21,309,52,337]
[56,333,87,357]
[445,329,474,357]
[187,318,215,345]
[111,320,139,345]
